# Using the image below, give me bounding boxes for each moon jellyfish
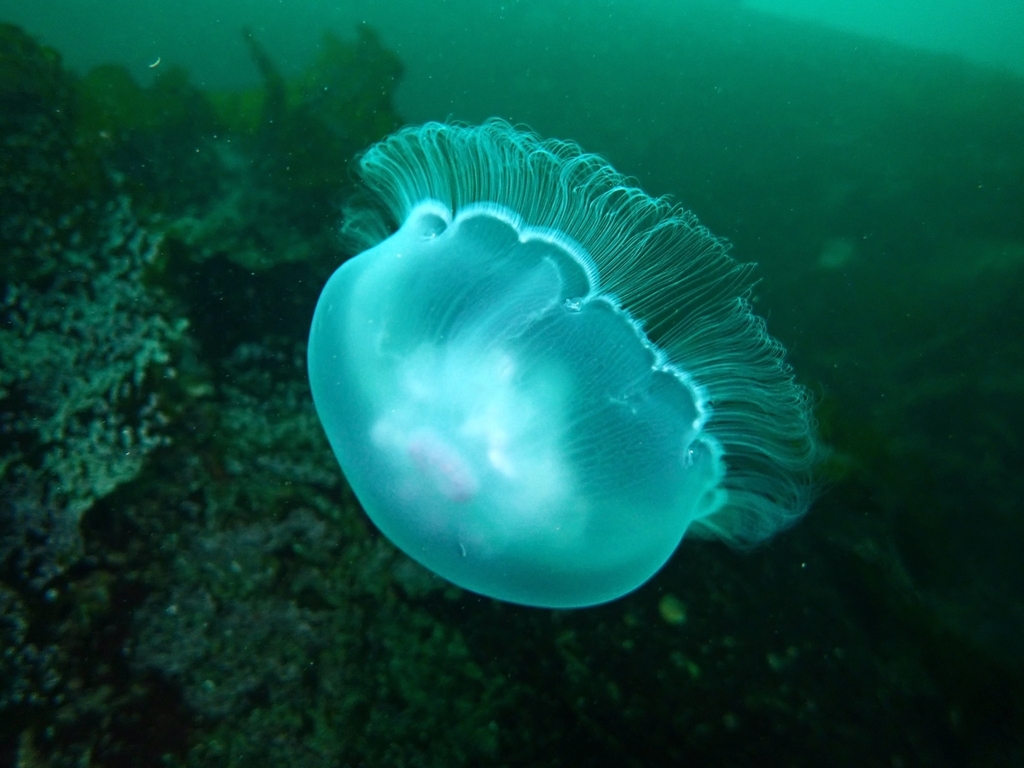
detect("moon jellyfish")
[308,120,817,608]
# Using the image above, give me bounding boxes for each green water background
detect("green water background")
[6,0,1022,708]
[2,0,1022,763]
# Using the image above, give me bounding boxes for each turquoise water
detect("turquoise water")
[6,1,1024,87]
[1,1,1022,765]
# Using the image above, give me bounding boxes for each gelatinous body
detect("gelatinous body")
[308,121,816,607]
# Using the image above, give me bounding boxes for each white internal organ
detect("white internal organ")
[370,344,580,545]
[406,429,479,502]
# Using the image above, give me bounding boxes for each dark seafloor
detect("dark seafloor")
[1,9,1023,768]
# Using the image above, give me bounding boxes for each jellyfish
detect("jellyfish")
[308,120,817,608]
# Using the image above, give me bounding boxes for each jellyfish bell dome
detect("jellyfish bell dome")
[308,120,817,608]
